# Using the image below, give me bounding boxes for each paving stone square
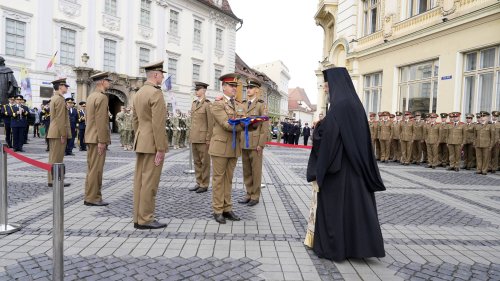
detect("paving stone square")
[0,135,499,280]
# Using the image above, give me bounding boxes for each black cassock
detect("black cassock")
[307,67,385,261]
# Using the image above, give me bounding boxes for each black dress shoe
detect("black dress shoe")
[238,198,250,204]
[213,213,226,224]
[196,187,208,193]
[133,223,139,228]
[188,185,200,191]
[222,211,240,221]
[84,200,109,206]
[247,200,259,207]
[136,220,167,229]
[48,183,71,187]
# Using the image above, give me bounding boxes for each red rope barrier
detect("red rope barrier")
[265,142,312,149]
[3,147,52,171]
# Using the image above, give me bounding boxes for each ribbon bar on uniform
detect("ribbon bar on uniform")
[228,116,269,149]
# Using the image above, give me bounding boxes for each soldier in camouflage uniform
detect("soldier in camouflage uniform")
[462,113,476,170]
[171,110,180,149]
[115,106,126,149]
[122,107,134,150]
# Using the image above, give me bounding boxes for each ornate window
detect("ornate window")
[60,28,76,65]
[215,28,223,50]
[168,58,178,84]
[169,9,179,36]
[192,64,200,82]
[193,19,202,44]
[139,47,150,67]
[103,39,117,71]
[399,60,439,114]
[362,0,380,35]
[408,0,437,17]
[140,0,151,26]
[214,68,222,91]
[5,18,26,57]
[463,46,500,114]
[363,72,382,115]
[105,0,117,16]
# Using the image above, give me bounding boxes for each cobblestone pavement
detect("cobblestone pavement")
[0,135,499,280]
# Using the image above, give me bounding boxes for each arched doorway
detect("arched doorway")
[108,89,127,133]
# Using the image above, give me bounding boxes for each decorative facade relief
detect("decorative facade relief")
[103,13,120,31]
[155,0,168,8]
[138,25,153,39]
[208,10,233,26]
[383,16,394,38]
[193,42,203,52]
[440,0,460,16]
[214,49,224,60]
[168,34,180,45]
[2,8,32,22]
[58,0,81,18]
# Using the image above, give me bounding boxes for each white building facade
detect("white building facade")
[0,0,241,116]
[253,60,291,118]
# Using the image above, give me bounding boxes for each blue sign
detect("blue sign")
[441,75,452,80]
[42,81,52,85]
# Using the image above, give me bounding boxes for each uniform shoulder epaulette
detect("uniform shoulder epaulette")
[192,100,197,103]
[205,99,210,103]
[488,121,492,124]
[242,99,247,103]
[258,99,264,103]
[154,85,161,89]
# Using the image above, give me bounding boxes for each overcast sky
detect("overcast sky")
[229,1,323,104]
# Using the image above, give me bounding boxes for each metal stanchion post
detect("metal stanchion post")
[183,144,195,174]
[0,142,21,234]
[52,163,64,281]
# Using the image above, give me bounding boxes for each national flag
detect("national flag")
[46,51,58,70]
[164,75,172,91]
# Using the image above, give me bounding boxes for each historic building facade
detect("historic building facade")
[253,61,291,119]
[0,0,241,123]
[315,0,500,118]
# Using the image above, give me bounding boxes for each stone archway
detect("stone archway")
[108,89,126,133]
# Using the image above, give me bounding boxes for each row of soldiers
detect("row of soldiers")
[280,119,302,145]
[115,106,134,150]
[370,110,499,175]
[166,110,191,149]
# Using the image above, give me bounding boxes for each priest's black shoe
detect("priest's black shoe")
[135,220,167,230]
[188,185,200,191]
[48,183,70,187]
[223,211,240,221]
[238,198,250,204]
[247,200,259,207]
[84,200,109,206]
[213,213,226,224]
[196,187,208,193]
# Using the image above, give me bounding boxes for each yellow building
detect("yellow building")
[315,0,500,118]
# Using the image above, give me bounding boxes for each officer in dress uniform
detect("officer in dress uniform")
[411,111,424,164]
[368,112,378,156]
[132,61,169,229]
[474,111,495,175]
[77,101,87,151]
[462,113,476,170]
[391,111,402,162]
[84,72,113,207]
[438,113,449,167]
[423,113,440,168]
[400,111,414,165]
[1,96,16,148]
[11,94,29,152]
[377,111,392,163]
[188,81,213,193]
[447,112,465,171]
[209,73,247,224]
[238,78,269,207]
[65,98,78,156]
[490,111,499,173]
[302,123,311,145]
[47,78,71,187]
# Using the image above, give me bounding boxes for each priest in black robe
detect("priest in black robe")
[306,67,385,261]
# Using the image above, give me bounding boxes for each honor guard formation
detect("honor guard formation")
[368,110,499,174]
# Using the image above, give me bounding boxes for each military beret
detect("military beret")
[440,113,448,118]
[492,111,499,117]
[51,78,70,87]
[79,101,86,106]
[143,60,166,73]
[90,72,113,82]
[194,81,209,90]
[219,73,240,85]
[246,78,261,88]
